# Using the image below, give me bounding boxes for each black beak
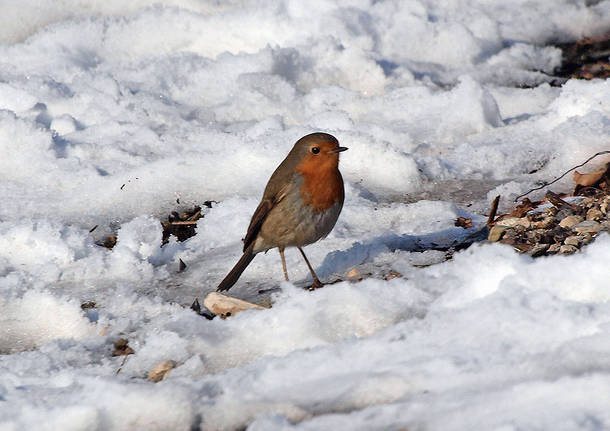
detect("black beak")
[330,146,348,153]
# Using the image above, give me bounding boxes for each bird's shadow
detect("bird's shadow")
[315,225,487,279]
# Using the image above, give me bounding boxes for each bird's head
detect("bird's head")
[291,132,347,172]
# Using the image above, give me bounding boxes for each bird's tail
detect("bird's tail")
[216,245,256,292]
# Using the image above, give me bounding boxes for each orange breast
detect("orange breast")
[295,156,344,211]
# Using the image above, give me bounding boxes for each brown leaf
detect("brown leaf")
[80,301,96,310]
[148,360,176,382]
[555,32,610,80]
[162,205,204,244]
[96,235,116,249]
[573,165,610,187]
[508,198,541,218]
[112,338,135,356]
[454,217,472,229]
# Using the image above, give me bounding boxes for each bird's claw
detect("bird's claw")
[305,280,324,291]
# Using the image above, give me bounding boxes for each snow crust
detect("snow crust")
[1,1,610,430]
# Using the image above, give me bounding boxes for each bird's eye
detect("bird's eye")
[311,147,320,154]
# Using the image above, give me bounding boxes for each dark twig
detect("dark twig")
[515,150,610,202]
[190,298,201,314]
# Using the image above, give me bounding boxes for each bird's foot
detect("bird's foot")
[305,279,324,291]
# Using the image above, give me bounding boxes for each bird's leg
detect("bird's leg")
[297,247,323,289]
[278,247,289,281]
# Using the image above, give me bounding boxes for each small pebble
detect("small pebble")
[559,244,579,254]
[347,267,362,280]
[582,197,597,208]
[563,236,580,247]
[559,215,583,228]
[528,243,549,257]
[547,243,561,253]
[503,225,526,241]
[384,271,402,280]
[532,216,555,229]
[586,207,603,221]
[600,198,610,214]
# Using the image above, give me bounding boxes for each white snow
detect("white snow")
[1,1,610,430]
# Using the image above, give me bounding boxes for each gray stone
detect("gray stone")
[572,220,601,234]
[581,233,594,245]
[554,208,574,221]
[548,243,561,253]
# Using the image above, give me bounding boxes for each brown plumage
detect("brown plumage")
[217,132,347,292]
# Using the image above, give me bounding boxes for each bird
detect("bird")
[216,132,347,292]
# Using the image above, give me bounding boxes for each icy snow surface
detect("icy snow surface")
[2,1,610,430]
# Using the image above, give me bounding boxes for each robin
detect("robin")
[216,132,348,292]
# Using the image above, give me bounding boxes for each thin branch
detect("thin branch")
[166,220,199,226]
[115,355,129,375]
[515,150,610,202]
[487,195,500,226]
